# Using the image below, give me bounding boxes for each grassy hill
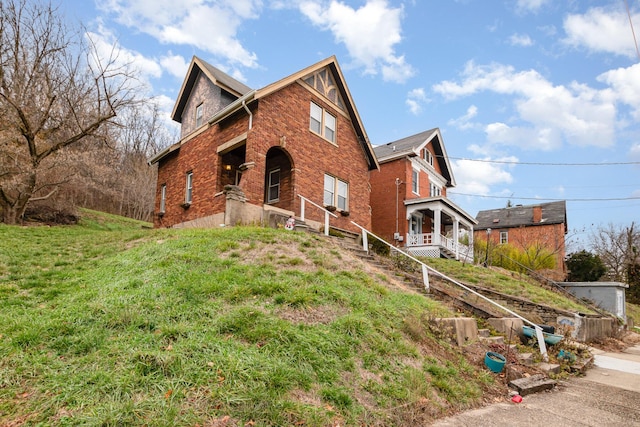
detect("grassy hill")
[1,210,506,426]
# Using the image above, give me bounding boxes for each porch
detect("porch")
[405,232,473,263]
[403,197,477,263]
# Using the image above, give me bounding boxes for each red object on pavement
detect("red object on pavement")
[511,395,523,403]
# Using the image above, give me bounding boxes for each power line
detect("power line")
[441,156,640,166]
[448,192,640,202]
[624,0,640,61]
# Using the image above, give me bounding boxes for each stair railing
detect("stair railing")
[298,194,338,236]
[350,221,549,361]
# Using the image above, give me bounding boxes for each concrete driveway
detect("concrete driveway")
[431,345,640,427]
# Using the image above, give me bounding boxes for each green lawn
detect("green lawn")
[0,210,498,426]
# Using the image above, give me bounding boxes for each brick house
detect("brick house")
[474,201,568,279]
[370,128,477,261]
[149,56,378,233]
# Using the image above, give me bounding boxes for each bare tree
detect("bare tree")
[590,222,639,282]
[0,0,143,224]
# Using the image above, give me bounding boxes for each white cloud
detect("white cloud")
[299,0,414,83]
[448,105,479,130]
[85,29,162,84]
[160,53,189,79]
[516,0,550,14]
[432,61,617,149]
[451,158,514,196]
[405,88,428,115]
[630,142,640,161]
[563,7,640,58]
[98,0,261,68]
[508,33,534,47]
[597,62,640,120]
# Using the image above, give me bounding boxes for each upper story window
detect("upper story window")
[430,183,441,197]
[185,172,193,205]
[310,102,336,143]
[422,148,433,166]
[324,174,348,211]
[500,231,508,244]
[159,184,166,213]
[195,103,204,128]
[411,169,419,195]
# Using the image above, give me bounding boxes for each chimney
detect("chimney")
[533,206,542,223]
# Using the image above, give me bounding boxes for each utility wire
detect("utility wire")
[439,155,640,166]
[448,192,640,202]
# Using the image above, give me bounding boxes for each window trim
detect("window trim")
[185,172,193,205]
[324,173,348,211]
[267,168,280,203]
[500,231,508,244]
[310,101,337,143]
[411,169,419,195]
[195,103,204,128]
[159,184,166,213]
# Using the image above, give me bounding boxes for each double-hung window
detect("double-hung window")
[324,174,348,211]
[310,102,336,143]
[411,169,419,195]
[267,169,280,203]
[195,103,204,128]
[430,183,441,197]
[185,172,193,205]
[159,184,166,213]
[500,231,508,244]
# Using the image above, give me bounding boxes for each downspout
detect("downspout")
[242,99,253,130]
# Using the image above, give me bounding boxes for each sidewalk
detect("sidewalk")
[430,345,640,426]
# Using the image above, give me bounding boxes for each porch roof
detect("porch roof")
[404,196,478,226]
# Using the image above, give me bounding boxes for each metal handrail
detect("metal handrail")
[350,221,549,361]
[298,194,338,236]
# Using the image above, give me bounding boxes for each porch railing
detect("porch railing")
[350,221,549,361]
[406,233,472,261]
[298,194,338,236]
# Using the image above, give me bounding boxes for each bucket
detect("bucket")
[484,351,506,373]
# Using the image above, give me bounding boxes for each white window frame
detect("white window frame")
[185,172,193,205]
[430,183,441,197]
[324,174,348,211]
[500,231,508,244]
[310,101,336,143]
[423,149,433,166]
[195,103,204,128]
[159,184,166,213]
[267,169,280,203]
[411,169,419,195]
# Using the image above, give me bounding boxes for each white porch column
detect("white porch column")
[433,208,441,246]
[453,217,460,260]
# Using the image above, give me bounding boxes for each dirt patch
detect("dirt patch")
[589,330,640,352]
[22,205,79,225]
[276,305,348,325]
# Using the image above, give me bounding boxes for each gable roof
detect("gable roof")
[475,201,567,232]
[253,56,378,170]
[373,128,454,186]
[158,56,378,171]
[171,56,252,123]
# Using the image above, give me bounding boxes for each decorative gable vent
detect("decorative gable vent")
[303,68,345,111]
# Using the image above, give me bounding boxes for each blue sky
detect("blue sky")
[60,0,640,250]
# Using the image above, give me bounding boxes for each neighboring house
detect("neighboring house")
[474,201,568,279]
[370,128,477,262]
[149,56,378,233]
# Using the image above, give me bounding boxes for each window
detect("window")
[411,169,419,194]
[267,169,280,203]
[423,149,433,166]
[430,183,441,197]
[310,102,336,143]
[500,231,508,244]
[195,103,204,127]
[185,172,193,205]
[324,174,348,210]
[159,184,166,213]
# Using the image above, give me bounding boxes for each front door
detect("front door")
[409,214,423,235]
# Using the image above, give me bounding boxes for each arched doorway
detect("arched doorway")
[264,147,294,211]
